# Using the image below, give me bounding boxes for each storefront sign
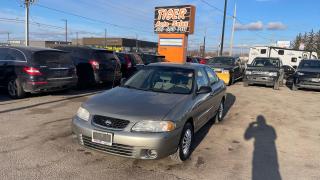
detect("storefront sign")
[154,5,195,34]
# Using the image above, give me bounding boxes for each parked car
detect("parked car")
[72,63,226,162]
[186,56,199,63]
[244,57,284,90]
[291,59,320,91]
[140,53,165,65]
[115,52,144,78]
[0,46,77,98]
[207,56,245,85]
[197,57,208,64]
[54,46,122,87]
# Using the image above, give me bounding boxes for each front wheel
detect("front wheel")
[215,100,225,123]
[7,76,26,99]
[228,74,235,86]
[170,123,193,162]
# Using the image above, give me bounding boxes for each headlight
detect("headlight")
[131,120,176,132]
[222,70,229,74]
[297,72,304,76]
[267,72,278,76]
[76,107,90,121]
[245,71,252,75]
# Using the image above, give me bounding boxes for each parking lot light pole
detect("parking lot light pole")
[24,0,32,46]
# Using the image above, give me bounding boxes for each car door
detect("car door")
[205,67,224,119]
[0,48,8,85]
[192,68,211,131]
[233,58,242,79]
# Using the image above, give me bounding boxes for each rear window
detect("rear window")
[33,51,73,67]
[93,51,115,63]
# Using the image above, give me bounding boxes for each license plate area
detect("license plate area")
[92,131,113,146]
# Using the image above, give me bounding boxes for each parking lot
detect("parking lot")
[0,84,319,180]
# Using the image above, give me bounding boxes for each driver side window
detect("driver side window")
[196,69,209,90]
[205,67,219,85]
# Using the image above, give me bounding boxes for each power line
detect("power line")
[34,3,154,35]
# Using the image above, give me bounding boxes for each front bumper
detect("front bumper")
[295,77,320,90]
[72,116,181,159]
[245,75,277,86]
[215,72,230,84]
[23,77,77,93]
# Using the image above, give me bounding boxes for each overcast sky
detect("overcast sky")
[0,0,319,51]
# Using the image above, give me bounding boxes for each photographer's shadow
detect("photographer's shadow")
[244,115,281,180]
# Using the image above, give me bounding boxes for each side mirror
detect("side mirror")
[120,78,127,86]
[197,86,212,94]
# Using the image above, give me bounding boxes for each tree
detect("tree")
[305,29,315,52]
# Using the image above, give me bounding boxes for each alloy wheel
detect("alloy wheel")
[8,80,17,97]
[182,129,192,156]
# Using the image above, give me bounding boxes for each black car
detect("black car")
[0,46,77,98]
[115,52,144,78]
[186,56,199,63]
[140,53,165,65]
[207,56,245,85]
[244,57,284,90]
[54,46,122,87]
[292,59,320,91]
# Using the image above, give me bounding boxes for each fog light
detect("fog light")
[147,149,158,159]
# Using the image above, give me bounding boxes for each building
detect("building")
[7,40,71,48]
[72,37,157,53]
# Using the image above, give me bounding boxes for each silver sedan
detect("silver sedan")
[72,63,226,162]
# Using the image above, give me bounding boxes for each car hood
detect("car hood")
[208,64,234,70]
[83,87,189,121]
[246,66,279,72]
[297,68,320,74]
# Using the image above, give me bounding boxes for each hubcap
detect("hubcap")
[8,80,17,96]
[182,129,192,155]
[218,102,224,119]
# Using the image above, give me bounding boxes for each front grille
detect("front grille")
[92,115,130,129]
[81,135,134,157]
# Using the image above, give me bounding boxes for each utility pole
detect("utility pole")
[229,3,236,56]
[104,28,107,47]
[7,32,10,44]
[135,33,139,52]
[220,0,228,56]
[202,28,207,58]
[24,0,34,46]
[76,32,79,46]
[62,19,68,43]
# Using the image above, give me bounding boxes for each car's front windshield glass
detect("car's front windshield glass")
[299,60,320,69]
[124,67,194,94]
[252,58,280,67]
[207,57,234,65]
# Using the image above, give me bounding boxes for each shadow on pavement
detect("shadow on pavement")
[191,93,236,154]
[244,115,281,180]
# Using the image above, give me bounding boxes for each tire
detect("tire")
[7,76,26,99]
[170,123,193,162]
[243,80,249,87]
[291,82,298,91]
[215,100,225,123]
[228,74,235,86]
[273,81,280,90]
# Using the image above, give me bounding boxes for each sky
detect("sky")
[0,0,319,52]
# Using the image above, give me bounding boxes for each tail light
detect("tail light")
[23,67,42,76]
[124,55,132,69]
[89,59,100,70]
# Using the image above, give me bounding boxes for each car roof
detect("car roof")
[0,46,65,60]
[54,46,113,53]
[148,62,206,70]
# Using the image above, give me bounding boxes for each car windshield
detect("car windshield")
[207,57,234,65]
[124,66,194,94]
[251,58,280,67]
[299,60,320,69]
